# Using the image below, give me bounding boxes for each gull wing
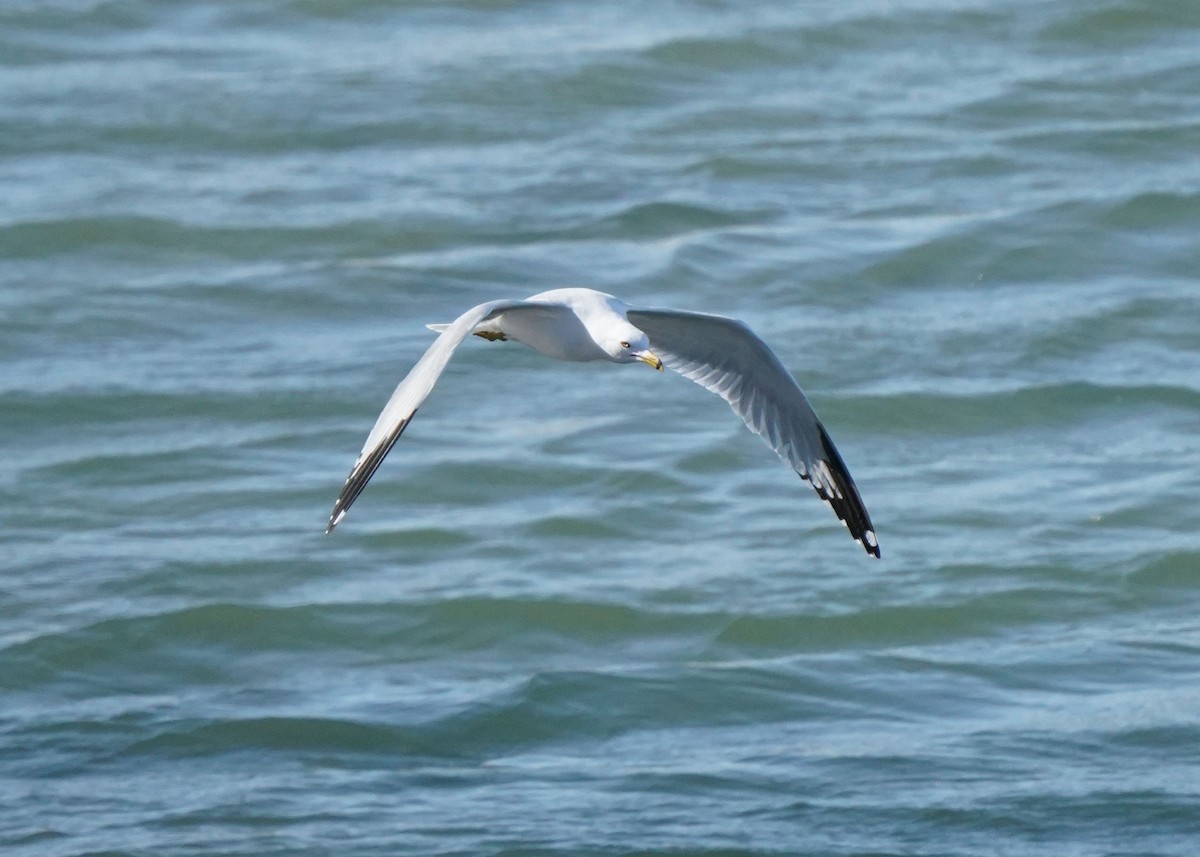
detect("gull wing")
[326,299,567,533]
[626,308,879,557]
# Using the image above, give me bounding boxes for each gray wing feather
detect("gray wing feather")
[627,307,879,557]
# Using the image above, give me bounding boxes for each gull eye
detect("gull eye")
[620,340,631,349]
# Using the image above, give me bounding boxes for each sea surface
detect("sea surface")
[3,1,1200,855]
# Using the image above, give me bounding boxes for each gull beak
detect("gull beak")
[635,350,663,371]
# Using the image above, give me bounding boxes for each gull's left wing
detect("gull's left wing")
[627,308,879,557]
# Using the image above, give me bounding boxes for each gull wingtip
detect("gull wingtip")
[325,507,346,536]
[864,530,881,559]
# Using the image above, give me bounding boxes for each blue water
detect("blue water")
[3,1,1200,855]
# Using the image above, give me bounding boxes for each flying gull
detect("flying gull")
[326,288,879,557]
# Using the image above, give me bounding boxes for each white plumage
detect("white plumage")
[327,288,879,557]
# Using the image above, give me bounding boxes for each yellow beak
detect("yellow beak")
[636,351,664,371]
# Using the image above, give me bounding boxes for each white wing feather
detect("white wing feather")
[326,299,558,533]
[627,308,879,557]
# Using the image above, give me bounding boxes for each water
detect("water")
[3,1,1200,854]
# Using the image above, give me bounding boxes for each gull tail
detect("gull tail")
[425,323,450,333]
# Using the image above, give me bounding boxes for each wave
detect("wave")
[4,573,1153,694]
[836,381,1200,436]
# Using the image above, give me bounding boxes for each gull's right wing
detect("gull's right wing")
[326,299,564,533]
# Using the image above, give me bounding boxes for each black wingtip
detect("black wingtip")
[812,423,880,558]
[324,411,416,534]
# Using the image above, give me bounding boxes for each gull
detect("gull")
[326,288,879,557]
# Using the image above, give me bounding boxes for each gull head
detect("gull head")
[608,328,663,370]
